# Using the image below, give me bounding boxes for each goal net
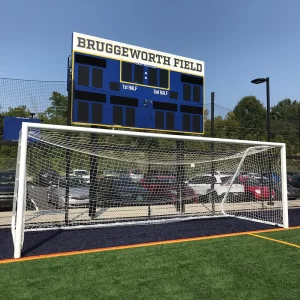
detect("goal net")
[12,123,288,258]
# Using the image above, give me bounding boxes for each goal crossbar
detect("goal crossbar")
[19,122,287,146]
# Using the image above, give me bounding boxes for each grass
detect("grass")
[1,229,300,300]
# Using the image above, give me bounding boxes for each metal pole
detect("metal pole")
[65,56,72,225]
[176,140,185,213]
[211,92,215,138]
[89,128,98,219]
[66,56,72,125]
[298,107,300,151]
[210,92,215,214]
[266,77,270,142]
[265,77,274,205]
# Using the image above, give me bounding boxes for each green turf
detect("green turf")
[259,227,300,245]
[1,230,300,300]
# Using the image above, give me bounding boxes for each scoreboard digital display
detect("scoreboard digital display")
[70,32,205,134]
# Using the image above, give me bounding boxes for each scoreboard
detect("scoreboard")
[69,32,205,134]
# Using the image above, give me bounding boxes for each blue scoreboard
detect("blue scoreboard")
[70,32,205,134]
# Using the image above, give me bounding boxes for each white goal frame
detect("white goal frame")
[12,122,289,259]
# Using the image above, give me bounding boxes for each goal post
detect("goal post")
[12,122,288,258]
[220,145,288,228]
[12,123,29,259]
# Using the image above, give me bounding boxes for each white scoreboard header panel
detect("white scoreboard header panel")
[72,32,204,77]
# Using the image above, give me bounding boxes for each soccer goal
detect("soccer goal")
[12,122,288,258]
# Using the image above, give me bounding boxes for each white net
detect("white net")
[14,126,286,232]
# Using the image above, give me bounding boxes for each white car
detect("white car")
[129,169,144,182]
[186,175,244,202]
[204,171,236,176]
[71,169,90,179]
[248,173,268,180]
[204,171,251,178]
[102,169,144,182]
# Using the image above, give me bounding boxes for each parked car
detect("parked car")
[186,174,244,202]
[39,169,60,187]
[129,169,144,182]
[140,175,198,204]
[287,172,300,177]
[103,169,144,182]
[48,177,90,208]
[0,171,38,211]
[242,178,276,201]
[287,174,300,188]
[204,171,250,181]
[69,169,90,183]
[203,171,236,177]
[262,172,281,182]
[103,170,122,177]
[247,173,268,180]
[97,176,150,206]
[287,184,300,200]
[0,171,15,210]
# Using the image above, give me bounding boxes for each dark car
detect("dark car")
[287,184,300,200]
[97,176,151,206]
[0,171,15,210]
[38,169,60,187]
[262,172,281,183]
[287,172,300,177]
[140,175,198,204]
[287,174,300,188]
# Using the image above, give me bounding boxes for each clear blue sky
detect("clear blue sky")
[1,0,299,110]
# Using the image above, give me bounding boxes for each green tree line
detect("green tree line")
[204,96,300,156]
[1,92,299,172]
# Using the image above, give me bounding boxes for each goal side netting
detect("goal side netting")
[12,123,288,258]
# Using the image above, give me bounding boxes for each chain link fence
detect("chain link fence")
[0,77,300,226]
[0,77,67,226]
[0,77,67,114]
[0,77,67,138]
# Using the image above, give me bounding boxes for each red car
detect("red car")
[243,179,276,201]
[140,175,198,204]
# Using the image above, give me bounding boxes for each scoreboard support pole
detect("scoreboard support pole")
[64,57,73,226]
[89,127,99,219]
[176,140,185,213]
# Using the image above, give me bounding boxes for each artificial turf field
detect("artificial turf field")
[1,227,300,300]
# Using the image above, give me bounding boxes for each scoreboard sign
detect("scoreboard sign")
[70,32,205,134]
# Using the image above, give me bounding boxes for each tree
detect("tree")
[270,99,300,153]
[213,116,227,138]
[223,111,240,139]
[233,96,266,139]
[4,105,31,118]
[38,92,68,125]
[271,98,300,124]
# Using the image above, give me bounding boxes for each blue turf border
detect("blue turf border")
[1,209,300,260]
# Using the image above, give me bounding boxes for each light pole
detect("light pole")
[251,77,270,142]
[251,77,273,206]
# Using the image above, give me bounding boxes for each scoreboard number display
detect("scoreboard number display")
[70,32,205,134]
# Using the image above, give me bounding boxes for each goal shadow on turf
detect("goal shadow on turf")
[21,230,63,257]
